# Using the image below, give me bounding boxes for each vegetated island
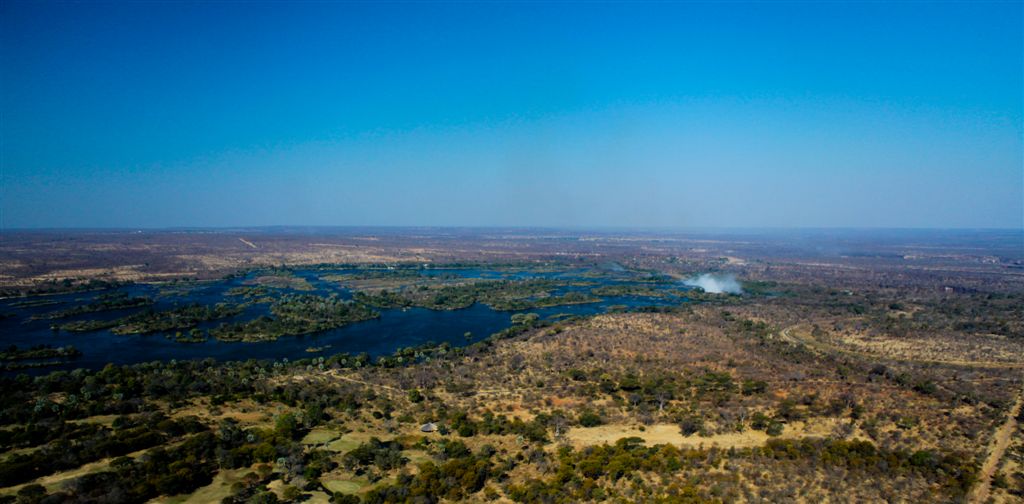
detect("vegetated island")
[0,345,82,371]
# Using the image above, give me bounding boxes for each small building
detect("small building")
[420,422,438,433]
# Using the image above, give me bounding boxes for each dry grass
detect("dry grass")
[832,330,1024,366]
[565,419,844,450]
[171,398,277,428]
[67,414,120,427]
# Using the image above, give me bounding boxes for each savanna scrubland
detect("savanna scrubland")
[0,229,1021,503]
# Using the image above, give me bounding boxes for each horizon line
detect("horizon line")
[2,225,1022,233]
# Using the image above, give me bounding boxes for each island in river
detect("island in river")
[0,263,698,373]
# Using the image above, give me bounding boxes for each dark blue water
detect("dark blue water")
[0,267,683,373]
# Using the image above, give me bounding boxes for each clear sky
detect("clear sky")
[1,1,1021,229]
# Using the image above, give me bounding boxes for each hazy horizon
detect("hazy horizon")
[2,2,1022,230]
[4,225,1023,234]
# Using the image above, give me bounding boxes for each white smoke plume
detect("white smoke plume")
[683,273,743,294]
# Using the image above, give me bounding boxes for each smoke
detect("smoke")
[683,273,743,294]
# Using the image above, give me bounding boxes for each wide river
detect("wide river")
[0,266,685,373]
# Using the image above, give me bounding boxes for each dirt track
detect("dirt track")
[968,387,1023,504]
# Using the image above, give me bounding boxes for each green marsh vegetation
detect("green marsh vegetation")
[209,294,379,342]
[60,303,245,335]
[32,292,152,320]
[353,279,601,311]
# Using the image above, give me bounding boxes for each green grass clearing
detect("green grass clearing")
[301,428,342,445]
[322,476,369,494]
[324,432,379,453]
[405,449,432,466]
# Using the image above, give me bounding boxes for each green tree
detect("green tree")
[275,413,298,439]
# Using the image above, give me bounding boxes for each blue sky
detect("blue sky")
[2,1,1021,229]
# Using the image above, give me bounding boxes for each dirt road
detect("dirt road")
[968,388,1023,504]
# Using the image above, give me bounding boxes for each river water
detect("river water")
[0,266,684,373]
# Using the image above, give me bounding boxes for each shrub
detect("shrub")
[679,416,704,436]
[578,411,603,428]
